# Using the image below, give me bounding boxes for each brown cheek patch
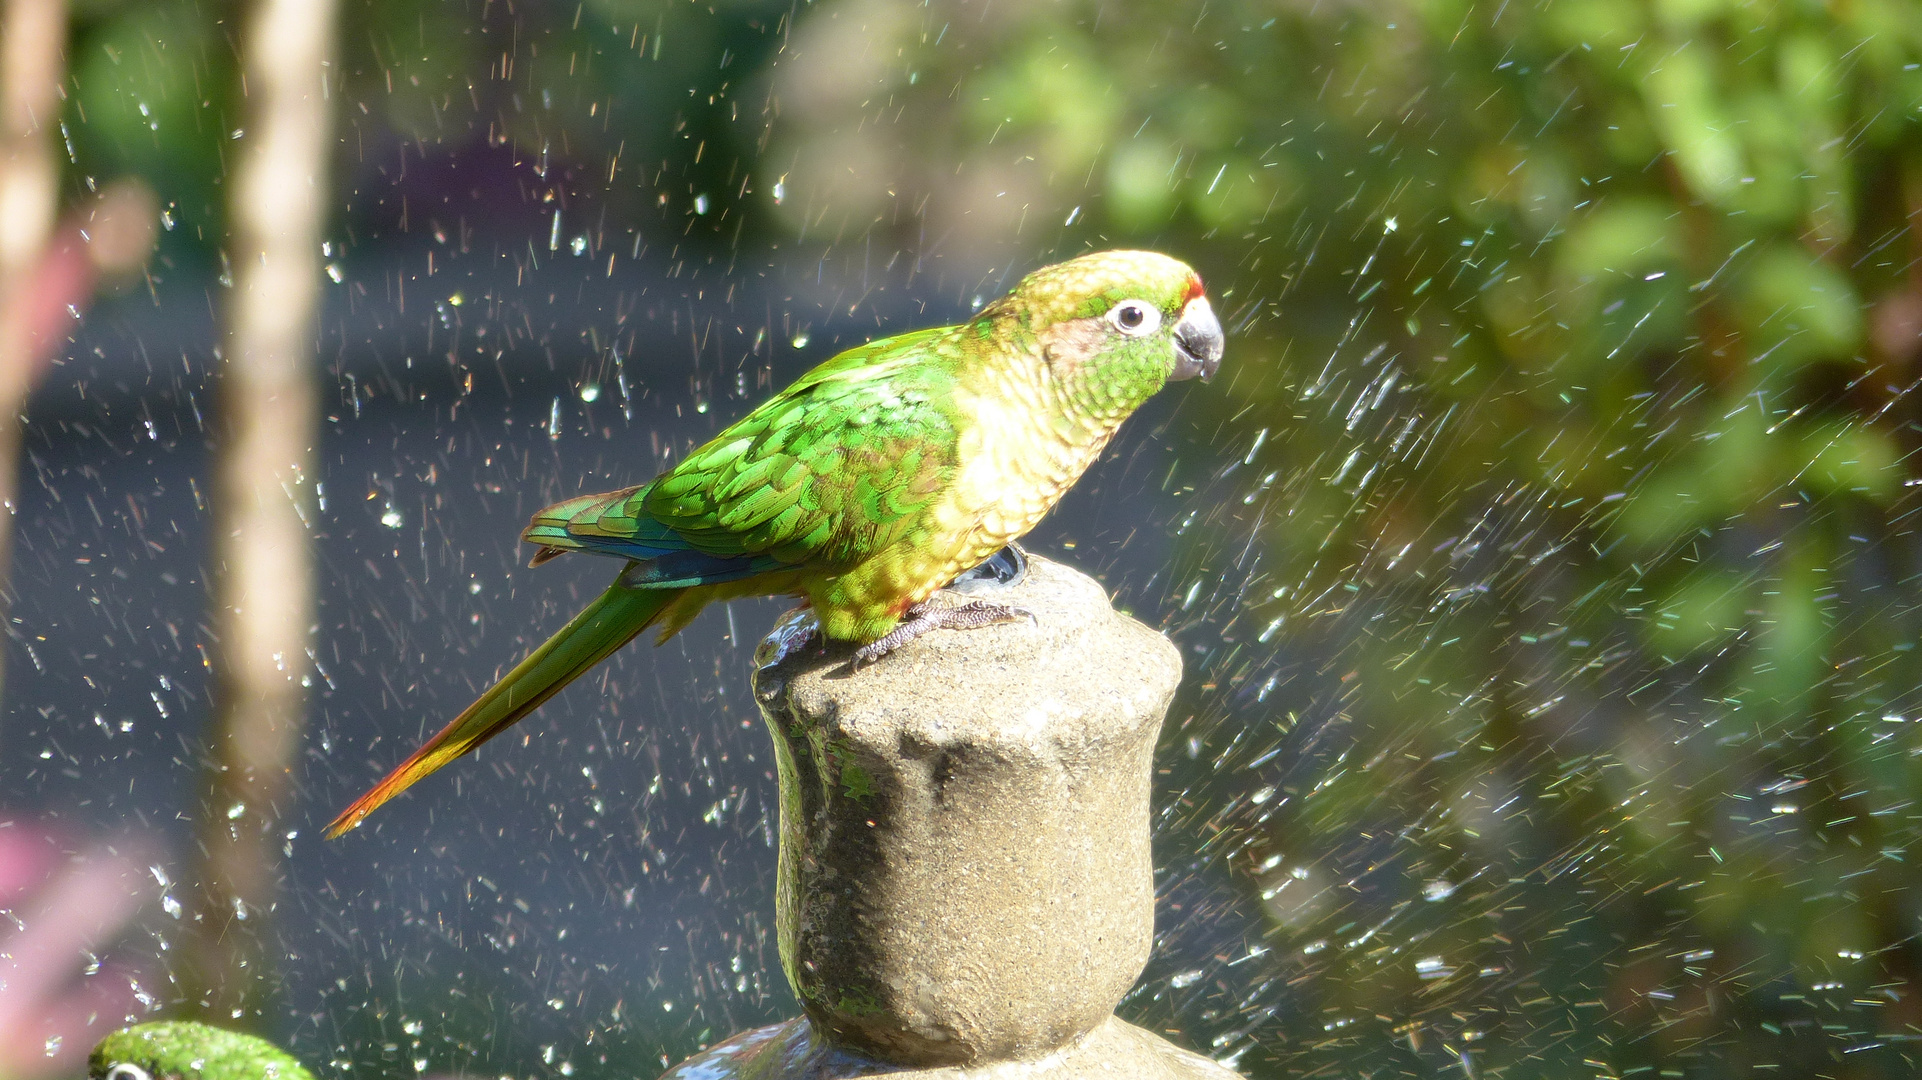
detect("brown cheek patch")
[1039,317,1108,381]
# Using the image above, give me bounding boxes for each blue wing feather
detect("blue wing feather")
[521,484,791,588]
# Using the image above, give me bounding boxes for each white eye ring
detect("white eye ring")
[106,1064,152,1080]
[1106,299,1161,337]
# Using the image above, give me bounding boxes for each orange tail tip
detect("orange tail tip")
[324,699,517,838]
[325,581,672,838]
[325,745,442,838]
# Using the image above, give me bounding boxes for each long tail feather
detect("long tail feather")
[325,584,673,838]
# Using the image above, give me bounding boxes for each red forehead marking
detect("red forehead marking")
[1181,273,1205,304]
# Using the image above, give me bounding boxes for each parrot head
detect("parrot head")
[982,249,1224,405]
[90,1021,315,1080]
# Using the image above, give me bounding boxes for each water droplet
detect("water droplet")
[693,194,710,215]
[579,383,600,403]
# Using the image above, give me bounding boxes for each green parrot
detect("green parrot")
[89,1022,314,1080]
[326,248,1223,837]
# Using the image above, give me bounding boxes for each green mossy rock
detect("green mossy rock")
[89,1021,314,1080]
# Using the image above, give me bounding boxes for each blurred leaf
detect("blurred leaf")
[1739,245,1864,369]
[1648,570,1751,654]
[1798,423,1899,502]
[1105,138,1181,231]
[1557,199,1680,282]
[1642,43,1746,203]
[967,38,1121,175]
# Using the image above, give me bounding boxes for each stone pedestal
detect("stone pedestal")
[662,1015,1234,1079]
[659,554,1237,1080]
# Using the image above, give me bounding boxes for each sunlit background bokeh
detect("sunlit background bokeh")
[5,0,1922,1077]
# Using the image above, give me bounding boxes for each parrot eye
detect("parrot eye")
[106,1065,152,1080]
[1106,300,1160,337]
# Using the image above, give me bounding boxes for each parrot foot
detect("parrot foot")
[851,598,1035,668]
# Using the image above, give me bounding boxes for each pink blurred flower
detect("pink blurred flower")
[0,822,154,1080]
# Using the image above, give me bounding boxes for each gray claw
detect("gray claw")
[851,598,1035,668]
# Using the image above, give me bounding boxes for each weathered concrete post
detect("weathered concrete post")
[660,554,1237,1079]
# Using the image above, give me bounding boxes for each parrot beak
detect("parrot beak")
[1171,296,1224,382]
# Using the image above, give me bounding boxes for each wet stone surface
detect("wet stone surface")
[659,1016,1240,1079]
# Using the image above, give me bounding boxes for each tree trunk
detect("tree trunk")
[186,0,338,1025]
[0,0,66,707]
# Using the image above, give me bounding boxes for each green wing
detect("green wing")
[525,327,962,575]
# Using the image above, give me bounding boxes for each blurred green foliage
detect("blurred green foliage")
[45,0,1922,1075]
[769,0,1922,1075]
